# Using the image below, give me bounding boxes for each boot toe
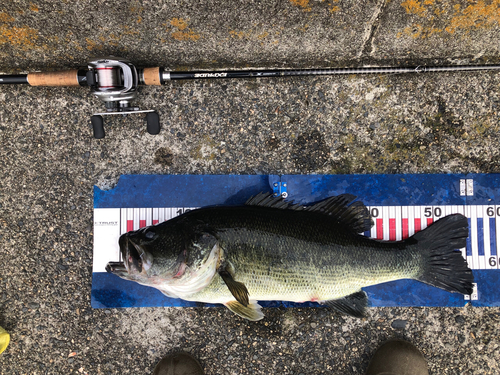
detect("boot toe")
[365,339,428,375]
[153,352,204,375]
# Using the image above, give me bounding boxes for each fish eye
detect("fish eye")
[145,231,155,239]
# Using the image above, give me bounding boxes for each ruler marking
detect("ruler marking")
[477,210,484,256]
[146,208,152,226]
[478,217,484,258]
[389,218,396,241]
[402,218,409,239]
[466,216,473,268]
[418,206,425,231]
[119,208,123,262]
[466,216,472,257]
[471,206,479,269]
[455,205,467,262]
[364,205,371,237]
[389,206,396,241]
[134,208,140,231]
[478,216,485,269]
[402,206,409,240]
[482,208,492,269]
[383,207,389,241]
[409,206,415,238]
[370,206,380,239]
[396,206,402,241]
[153,207,159,225]
[139,207,146,228]
[497,207,500,264]
[376,218,383,240]
[415,217,421,233]
[120,208,127,235]
[491,217,497,257]
[127,208,134,232]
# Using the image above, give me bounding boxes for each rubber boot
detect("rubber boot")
[153,352,204,375]
[365,339,429,375]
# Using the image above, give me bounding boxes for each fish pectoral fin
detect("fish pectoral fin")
[225,300,264,321]
[219,270,250,306]
[322,291,368,318]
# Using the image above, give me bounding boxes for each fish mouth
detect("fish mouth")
[106,261,127,277]
[118,234,154,274]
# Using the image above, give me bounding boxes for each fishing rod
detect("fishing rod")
[1,57,500,139]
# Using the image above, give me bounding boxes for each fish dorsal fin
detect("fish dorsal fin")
[304,194,373,233]
[245,192,304,211]
[246,192,372,233]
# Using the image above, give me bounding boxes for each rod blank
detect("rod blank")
[0,74,28,84]
[160,64,500,83]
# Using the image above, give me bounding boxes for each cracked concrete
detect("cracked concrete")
[358,0,388,58]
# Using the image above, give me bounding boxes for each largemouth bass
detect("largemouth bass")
[106,193,473,321]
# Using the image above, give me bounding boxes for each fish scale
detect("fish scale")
[180,207,423,303]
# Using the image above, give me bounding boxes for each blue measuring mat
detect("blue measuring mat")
[92,174,500,309]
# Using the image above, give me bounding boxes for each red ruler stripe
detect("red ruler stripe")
[376,218,384,240]
[402,218,409,239]
[389,218,396,241]
[415,218,421,232]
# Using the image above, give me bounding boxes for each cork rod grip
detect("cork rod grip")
[143,67,162,86]
[27,70,80,86]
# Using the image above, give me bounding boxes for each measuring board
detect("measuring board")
[92,174,500,309]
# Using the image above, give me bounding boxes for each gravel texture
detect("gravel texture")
[1,1,500,374]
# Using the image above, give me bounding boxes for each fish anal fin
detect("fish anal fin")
[219,270,250,306]
[322,290,368,318]
[225,300,264,321]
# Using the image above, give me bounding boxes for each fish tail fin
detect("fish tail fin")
[409,214,473,295]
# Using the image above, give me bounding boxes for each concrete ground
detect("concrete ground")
[1,0,500,374]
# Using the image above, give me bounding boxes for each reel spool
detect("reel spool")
[87,58,160,139]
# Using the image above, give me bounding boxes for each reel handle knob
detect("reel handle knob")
[146,112,160,135]
[91,115,105,139]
